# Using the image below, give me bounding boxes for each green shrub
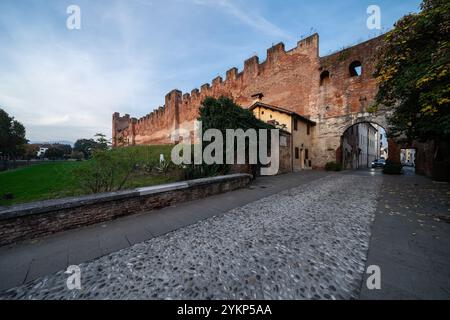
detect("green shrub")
[182,163,230,180]
[383,160,403,175]
[74,149,139,193]
[70,151,84,161]
[73,145,176,193]
[325,161,342,172]
[155,160,173,175]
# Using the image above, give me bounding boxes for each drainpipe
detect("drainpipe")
[291,117,294,172]
[367,126,370,168]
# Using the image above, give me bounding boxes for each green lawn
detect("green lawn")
[0,145,177,206]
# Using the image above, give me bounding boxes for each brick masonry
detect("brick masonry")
[113,33,404,167]
[0,174,252,246]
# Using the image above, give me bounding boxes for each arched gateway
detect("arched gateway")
[340,112,400,164]
[312,109,400,169]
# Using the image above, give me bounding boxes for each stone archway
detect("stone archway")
[312,111,401,168]
[339,113,401,166]
[341,121,386,169]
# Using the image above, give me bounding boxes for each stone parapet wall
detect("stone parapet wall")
[0,174,252,246]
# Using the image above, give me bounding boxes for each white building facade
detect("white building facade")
[342,123,379,169]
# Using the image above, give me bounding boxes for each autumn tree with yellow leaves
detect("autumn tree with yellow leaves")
[374,0,449,143]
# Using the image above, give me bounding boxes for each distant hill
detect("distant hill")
[29,141,74,147]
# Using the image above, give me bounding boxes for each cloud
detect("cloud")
[0,38,155,141]
[193,0,293,39]
[0,1,161,142]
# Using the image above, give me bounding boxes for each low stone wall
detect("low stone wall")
[0,174,252,246]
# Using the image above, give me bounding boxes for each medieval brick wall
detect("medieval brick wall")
[113,33,386,168]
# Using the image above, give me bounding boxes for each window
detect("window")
[261,111,264,115]
[305,149,309,160]
[295,147,300,159]
[294,120,298,131]
[307,124,311,135]
[349,61,362,77]
[320,70,330,86]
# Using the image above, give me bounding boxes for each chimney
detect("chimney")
[251,92,264,104]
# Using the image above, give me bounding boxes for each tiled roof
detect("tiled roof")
[249,102,316,126]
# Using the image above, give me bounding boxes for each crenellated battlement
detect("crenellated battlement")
[113,32,383,147]
[200,83,211,93]
[226,68,238,82]
[244,55,260,76]
[191,88,200,97]
[212,76,223,86]
[266,42,286,64]
[183,93,191,102]
[173,33,321,105]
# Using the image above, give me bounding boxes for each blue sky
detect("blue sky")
[0,0,422,142]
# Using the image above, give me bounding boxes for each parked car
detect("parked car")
[371,159,386,168]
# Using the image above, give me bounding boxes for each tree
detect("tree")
[185,96,273,178]
[374,0,450,142]
[0,108,27,163]
[44,147,65,160]
[74,139,100,159]
[52,144,72,158]
[70,151,84,161]
[74,133,110,159]
[22,144,39,161]
[199,96,273,133]
[94,133,110,150]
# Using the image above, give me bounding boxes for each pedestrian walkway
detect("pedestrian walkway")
[1,172,379,299]
[0,171,329,292]
[360,173,450,299]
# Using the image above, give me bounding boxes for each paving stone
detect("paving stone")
[0,174,381,300]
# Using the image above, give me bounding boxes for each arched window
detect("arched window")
[349,61,362,77]
[320,70,330,86]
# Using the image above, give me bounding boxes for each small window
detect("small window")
[295,147,300,159]
[294,120,298,131]
[349,61,362,77]
[320,70,330,86]
[307,124,311,135]
[305,149,309,160]
[261,111,264,115]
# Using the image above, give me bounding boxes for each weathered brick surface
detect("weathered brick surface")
[112,34,409,168]
[0,175,252,246]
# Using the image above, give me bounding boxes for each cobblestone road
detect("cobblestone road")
[1,174,382,300]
